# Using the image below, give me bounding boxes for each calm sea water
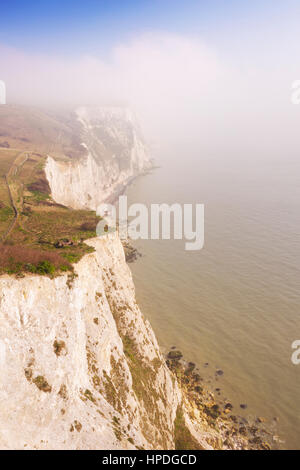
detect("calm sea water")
[126,153,300,449]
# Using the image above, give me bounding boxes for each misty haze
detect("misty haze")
[0,0,299,454]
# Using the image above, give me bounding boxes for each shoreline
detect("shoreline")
[164,347,280,450]
[104,165,157,206]
[122,244,281,449]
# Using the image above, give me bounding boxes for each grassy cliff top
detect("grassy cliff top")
[0,113,100,277]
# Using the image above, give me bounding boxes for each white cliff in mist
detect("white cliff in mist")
[45,107,152,210]
[0,108,186,450]
[0,107,259,450]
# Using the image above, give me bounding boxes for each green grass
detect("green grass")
[0,148,101,276]
[27,190,50,203]
[31,260,56,275]
[0,206,14,222]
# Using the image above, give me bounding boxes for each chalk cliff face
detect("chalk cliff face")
[0,234,181,449]
[45,107,151,210]
[0,107,226,450]
[0,109,182,450]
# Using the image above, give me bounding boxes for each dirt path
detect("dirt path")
[2,174,18,239]
[1,153,29,242]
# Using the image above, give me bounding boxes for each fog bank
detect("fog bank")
[1,32,299,163]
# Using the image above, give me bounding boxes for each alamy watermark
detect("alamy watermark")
[96,195,204,251]
[291,340,300,365]
[0,80,6,105]
[291,80,300,104]
[290,84,300,365]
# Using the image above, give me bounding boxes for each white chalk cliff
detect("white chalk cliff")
[45,107,152,210]
[0,108,223,450]
[0,234,183,449]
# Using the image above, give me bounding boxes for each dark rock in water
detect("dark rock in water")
[224,403,233,411]
[171,346,176,350]
[184,362,196,375]
[216,369,224,376]
[123,242,142,263]
[204,362,209,367]
[194,385,203,394]
[240,404,247,410]
[193,373,202,383]
[204,404,220,419]
[215,388,221,392]
[167,350,183,360]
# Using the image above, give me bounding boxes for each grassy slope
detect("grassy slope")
[0,106,100,277]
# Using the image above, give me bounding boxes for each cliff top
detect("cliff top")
[0,147,100,276]
[0,105,102,276]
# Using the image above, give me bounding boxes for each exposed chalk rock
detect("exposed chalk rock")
[0,234,181,449]
[45,107,151,210]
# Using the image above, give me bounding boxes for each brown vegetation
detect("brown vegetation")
[33,375,52,393]
[0,244,71,275]
[27,177,50,194]
[0,144,101,276]
[80,220,98,232]
[53,339,66,356]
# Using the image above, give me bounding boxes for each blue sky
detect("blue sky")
[1,0,299,118]
[1,0,299,57]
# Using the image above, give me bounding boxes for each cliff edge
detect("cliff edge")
[0,106,270,450]
[0,234,181,449]
[45,107,152,210]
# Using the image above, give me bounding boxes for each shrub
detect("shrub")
[62,252,81,263]
[80,221,97,232]
[36,260,55,275]
[27,177,50,195]
[60,264,69,272]
[0,244,72,276]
